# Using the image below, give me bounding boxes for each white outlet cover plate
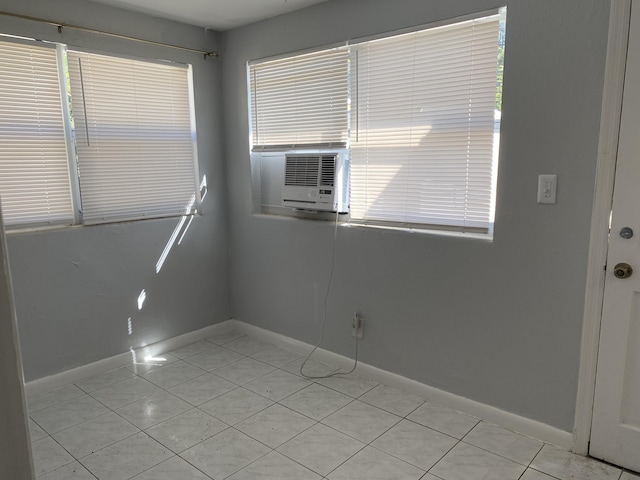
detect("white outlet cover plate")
[537,174,557,204]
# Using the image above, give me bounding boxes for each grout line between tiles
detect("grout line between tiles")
[41,433,83,476]
[424,431,465,477]
[452,419,546,469]
[27,335,628,480]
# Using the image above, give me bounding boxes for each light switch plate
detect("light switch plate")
[537,174,557,204]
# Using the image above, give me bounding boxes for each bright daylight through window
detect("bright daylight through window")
[248,8,506,234]
[0,36,200,228]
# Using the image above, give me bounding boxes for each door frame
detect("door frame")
[574,0,632,455]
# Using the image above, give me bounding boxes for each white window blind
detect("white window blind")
[0,39,74,227]
[67,51,198,223]
[249,46,349,150]
[350,14,502,232]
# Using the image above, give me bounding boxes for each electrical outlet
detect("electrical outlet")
[537,174,557,204]
[352,312,364,339]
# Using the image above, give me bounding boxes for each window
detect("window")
[0,38,75,226]
[249,46,350,150]
[0,37,200,228]
[350,13,503,233]
[248,9,506,234]
[67,51,199,224]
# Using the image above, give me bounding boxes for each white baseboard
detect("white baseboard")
[25,320,233,396]
[231,319,574,450]
[24,317,573,450]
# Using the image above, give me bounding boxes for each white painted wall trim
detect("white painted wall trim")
[231,320,574,449]
[573,0,631,455]
[25,320,233,396]
[25,316,572,449]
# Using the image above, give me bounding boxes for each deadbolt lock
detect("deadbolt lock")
[613,263,633,279]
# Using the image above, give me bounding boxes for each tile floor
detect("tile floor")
[27,330,640,480]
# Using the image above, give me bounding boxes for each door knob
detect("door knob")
[620,227,634,239]
[613,263,633,279]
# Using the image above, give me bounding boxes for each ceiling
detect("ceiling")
[87,0,331,31]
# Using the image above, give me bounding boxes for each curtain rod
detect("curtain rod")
[0,10,218,59]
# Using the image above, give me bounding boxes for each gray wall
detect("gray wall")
[1,0,230,381]
[0,208,34,479]
[221,0,610,431]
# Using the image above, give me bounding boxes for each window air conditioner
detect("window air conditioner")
[282,153,349,213]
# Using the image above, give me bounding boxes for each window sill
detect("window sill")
[4,212,201,236]
[253,210,493,242]
[342,222,494,242]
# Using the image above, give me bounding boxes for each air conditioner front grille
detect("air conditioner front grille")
[285,155,320,187]
[320,155,336,187]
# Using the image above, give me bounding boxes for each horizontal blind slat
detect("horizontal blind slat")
[351,15,501,231]
[0,39,74,227]
[249,46,349,149]
[67,50,198,222]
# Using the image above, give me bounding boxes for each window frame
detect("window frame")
[0,37,78,229]
[0,36,202,231]
[66,47,202,224]
[248,43,351,152]
[247,8,506,237]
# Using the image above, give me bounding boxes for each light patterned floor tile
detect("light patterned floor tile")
[244,369,311,401]
[371,419,457,471]
[463,421,543,465]
[52,411,139,458]
[316,375,379,398]
[213,357,276,385]
[250,345,302,367]
[31,437,75,477]
[359,384,424,417]
[530,444,621,480]
[169,340,217,359]
[29,418,47,442]
[235,404,315,448]
[521,469,561,480]
[90,376,161,410]
[125,353,180,375]
[39,461,96,480]
[407,402,479,439]
[23,346,634,480]
[180,428,270,479]
[322,400,401,443]
[327,446,425,480]
[145,408,228,453]
[115,391,191,429]
[131,456,211,480]
[75,367,135,393]
[277,423,365,476]
[30,394,110,434]
[207,330,246,345]
[184,347,245,371]
[224,336,273,356]
[141,361,207,389]
[81,432,172,480]
[280,383,352,421]
[430,442,527,480]
[199,387,274,425]
[27,384,85,413]
[228,451,322,480]
[168,372,236,406]
[282,357,340,378]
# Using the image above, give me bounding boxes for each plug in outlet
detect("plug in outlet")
[352,312,364,339]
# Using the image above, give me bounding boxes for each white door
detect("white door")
[590,0,640,472]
